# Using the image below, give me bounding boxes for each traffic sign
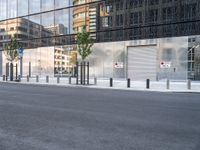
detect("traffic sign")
[114,62,124,68]
[18,47,23,58]
[160,61,171,68]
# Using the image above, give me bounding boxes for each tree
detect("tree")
[77,25,94,61]
[4,37,20,81]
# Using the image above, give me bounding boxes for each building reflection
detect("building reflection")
[0,17,77,77]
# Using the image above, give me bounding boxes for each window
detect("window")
[132,12,142,25]
[148,9,158,23]
[102,16,112,28]
[116,14,123,27]
[162,7,172,22]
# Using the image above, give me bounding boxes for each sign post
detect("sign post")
[18,48,24,78]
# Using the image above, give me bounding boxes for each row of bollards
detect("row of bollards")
[3,75,20,81]
[109,78,192,90]
[25,76,72,84]
[109,78,150,89]
[27,75,76,84]
[25,75,97,85]
[2,75,192,90]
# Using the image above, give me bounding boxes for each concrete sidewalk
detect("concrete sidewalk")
[1,76,200,93]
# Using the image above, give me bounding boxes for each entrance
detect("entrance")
[127,46,157,80]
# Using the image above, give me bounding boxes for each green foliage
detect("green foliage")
[77,25,94,61]
[4,37,20,62]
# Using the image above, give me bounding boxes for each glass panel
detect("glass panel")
[69,8,74,34]
[55,0,70,9]
[72,4,89,34]
[7,19,18,39]
[42,0,54,12]
[41,37,54,47]
[54,45,77,77]
[0,0,7,21]
[16,18,29,47]
[8,0,17,18]
[29,15,42,47]
[29,0,41,14]
[41,12,54,38]
[23,47,54,76]
[18,0,28,17]
[55,9,70,36]
[0,20,7,50]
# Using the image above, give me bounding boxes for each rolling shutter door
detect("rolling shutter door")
[127,46,157,80]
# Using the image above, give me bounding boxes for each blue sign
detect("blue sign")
[18,48,23,57]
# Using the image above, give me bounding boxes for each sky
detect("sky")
[0,0,74,33]
[0,0,72,21]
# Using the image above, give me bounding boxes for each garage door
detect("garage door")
[127,46,157,80]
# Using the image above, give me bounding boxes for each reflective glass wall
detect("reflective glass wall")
[0,0,81,76]
[0,0,200,79]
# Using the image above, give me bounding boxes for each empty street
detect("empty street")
[0,83,200,150]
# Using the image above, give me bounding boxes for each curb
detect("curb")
[1,81,200,93]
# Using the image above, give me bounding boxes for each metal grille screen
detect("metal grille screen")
[127,46,157,80]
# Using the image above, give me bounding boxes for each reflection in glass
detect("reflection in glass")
[8,0,17,18]
[17,17,29,48]
[55,9,69,35]
[29,0,40,14]
[29,15,42,47]
[54,45,77,77]
[55,0,70,9]
[41,12,54,38]
[0,0,7,20]
[42,0,54,12]
[18,0,28,17]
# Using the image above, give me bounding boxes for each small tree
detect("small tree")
[77,25,94,61]
[76,26,94,85]
[4,37,20,81]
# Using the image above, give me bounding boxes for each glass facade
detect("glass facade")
[0,0,200,79]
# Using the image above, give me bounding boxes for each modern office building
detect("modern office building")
[94,0,200,80]
[73,0,98,39]
[0,0,200,80]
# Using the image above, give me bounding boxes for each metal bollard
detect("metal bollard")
[69,76,72,84]
[187,79,191,90]
[27,75,29,82]
[110,78,113,87]
[146,79,150,89]
[6,76,8,81]
[46,75,49,83]
[18,75,21,82]
[166,79,170,89]
[94,77,97,85]
[36,75,39,82]
[57,77,60,84]
[127,78,131,88]
[3,75,5,81]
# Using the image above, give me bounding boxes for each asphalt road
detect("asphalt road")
[0,82,200,150]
